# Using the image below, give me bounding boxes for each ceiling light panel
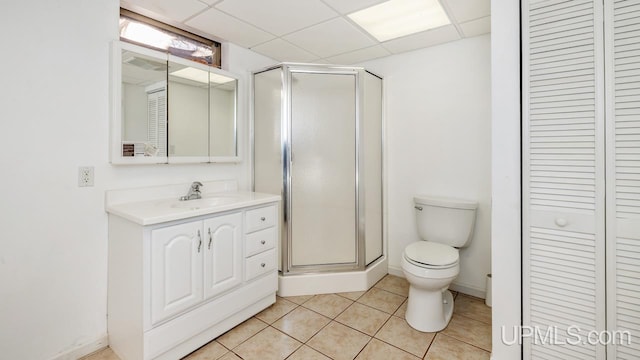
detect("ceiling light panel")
[348,0,451,42]
[170,67,209,84]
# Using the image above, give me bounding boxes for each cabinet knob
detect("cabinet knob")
[260,263,266,268]
[555,218,568,227]
[260,217,266,221]
[261,240,266,245]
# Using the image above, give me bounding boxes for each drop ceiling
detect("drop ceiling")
[120,0,490,64]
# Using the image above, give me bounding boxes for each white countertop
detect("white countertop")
[106,191,280,226]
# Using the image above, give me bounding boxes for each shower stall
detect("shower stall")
[253,63,386,296]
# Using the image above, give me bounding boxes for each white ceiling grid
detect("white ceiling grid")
[121,0,490,64]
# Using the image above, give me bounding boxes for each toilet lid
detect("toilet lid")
[404,242,458,266]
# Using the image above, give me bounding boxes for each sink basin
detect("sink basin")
[169,195,240,209]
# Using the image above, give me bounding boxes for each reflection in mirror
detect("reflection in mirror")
[210,74,237,157]
[113,41,239,164]
[120,48,167,157]
[168,58,209,161]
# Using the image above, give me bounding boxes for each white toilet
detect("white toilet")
[402,195,478,332]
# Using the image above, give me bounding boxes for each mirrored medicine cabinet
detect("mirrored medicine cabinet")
[110,41,239,164]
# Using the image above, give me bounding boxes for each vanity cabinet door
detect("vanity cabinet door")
[203,213,243,299]
[151,221,204,324]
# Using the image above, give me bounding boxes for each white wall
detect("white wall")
[0,1,275,359]
[491,0,522,359]
[362,35,492,297]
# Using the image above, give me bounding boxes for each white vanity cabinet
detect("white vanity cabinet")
[106,192,279,360]
[150,221,204,324]
[203,214,243,299]
[243,206,278,281]
[150,213,243,325]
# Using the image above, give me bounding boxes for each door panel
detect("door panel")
[606,1,640,358]
[150,221,203,324]
[289,72,357,267]
[203,213,242,299]
[522,0,606,358]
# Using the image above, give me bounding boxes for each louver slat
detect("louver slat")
[524,0,605,358]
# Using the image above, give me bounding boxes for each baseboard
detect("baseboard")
[387,265,486,299]
[387,265,404,278]
[449,282,486,299]
[48,335,108,360]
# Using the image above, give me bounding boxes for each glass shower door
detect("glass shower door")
[289,72,357,268]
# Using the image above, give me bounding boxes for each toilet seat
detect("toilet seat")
[404,242,458,269]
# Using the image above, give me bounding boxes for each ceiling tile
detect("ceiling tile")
[320,0,388,14]
[200,0,222,5]
[251,38,319,62]
[185,8,275,48]
[382,25,460,54]
[325,45,391,65]
[122,0,207,22]
[215,0,338,36]
[442,0,490,23]
[283,18,376,58]
[459,16,491,37]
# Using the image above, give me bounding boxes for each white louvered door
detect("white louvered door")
[147,89,167,157]
[606,1,640,359]
[522,0,606,359]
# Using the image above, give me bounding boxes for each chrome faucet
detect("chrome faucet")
[180,181,203,201]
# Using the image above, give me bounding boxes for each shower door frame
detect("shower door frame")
[252,63,383,276]
[284,64,364,274]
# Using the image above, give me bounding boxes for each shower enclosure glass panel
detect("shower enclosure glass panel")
[253,64,383,276]
[290,73,357,266]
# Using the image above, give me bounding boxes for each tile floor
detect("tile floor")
[84,275,492,360]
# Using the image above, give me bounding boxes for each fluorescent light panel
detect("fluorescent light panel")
[171,67,235,85]
[348,0,451,42]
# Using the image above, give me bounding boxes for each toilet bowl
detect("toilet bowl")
[401,195,477,332]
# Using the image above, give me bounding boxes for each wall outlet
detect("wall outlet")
[78,166,94,187]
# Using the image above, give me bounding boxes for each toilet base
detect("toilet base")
[405,289,454,332]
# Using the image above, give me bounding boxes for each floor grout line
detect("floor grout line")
[89,275,492,360]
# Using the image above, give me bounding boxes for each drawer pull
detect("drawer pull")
[260,217,266,221]
[260,263,266,268]
[261,240,266,245]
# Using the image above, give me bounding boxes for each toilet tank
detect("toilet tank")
[414,195,478,248]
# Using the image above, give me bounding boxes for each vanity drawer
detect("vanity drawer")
[245,205,277,233]
[245,248,276,281]
[245,227,277,257]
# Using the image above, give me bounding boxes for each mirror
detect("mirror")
[168,57,210,163]
[111,41,239,164]
[209,70,237,158]
[119,45,168,163]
